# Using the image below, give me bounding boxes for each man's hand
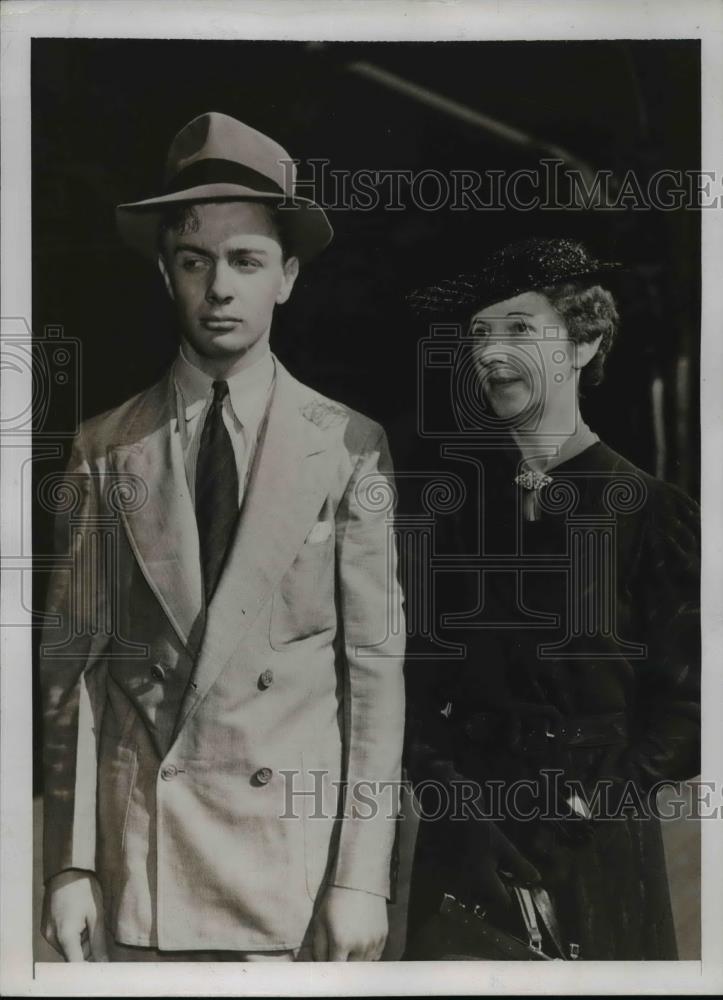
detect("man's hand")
[311,885,388,961]
[41,870,108,962]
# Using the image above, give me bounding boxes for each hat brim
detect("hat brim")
[116,183,333,264]
[408,262,624,315]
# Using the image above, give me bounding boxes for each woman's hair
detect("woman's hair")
[542,281,620,390]
[156,200,290,260]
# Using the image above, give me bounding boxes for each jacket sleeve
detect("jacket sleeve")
[40,430,109,882]
[328,426,406,899]
[599,485,701,790]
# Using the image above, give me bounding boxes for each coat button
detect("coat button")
[151,662,166,681]
[254,766,273,785]
[161,764,178,781]
[258,669,274,690]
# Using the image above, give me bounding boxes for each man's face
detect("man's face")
[158,201,298,367]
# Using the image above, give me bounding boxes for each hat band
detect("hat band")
[165,157,286,197]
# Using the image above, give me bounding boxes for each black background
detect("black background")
[31,37,701,785]
[32,38,700,470]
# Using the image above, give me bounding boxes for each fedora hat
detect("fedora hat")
[408,237,622,315]
[116,111,333,263]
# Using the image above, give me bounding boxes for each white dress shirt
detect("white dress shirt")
[172,345,276,507]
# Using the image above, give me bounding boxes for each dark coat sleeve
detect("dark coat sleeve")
[600,483,701,789]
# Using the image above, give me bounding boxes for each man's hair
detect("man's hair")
[541,281,620,390]
[156,200,291,261]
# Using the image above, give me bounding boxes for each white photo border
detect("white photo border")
[2,0,722,995]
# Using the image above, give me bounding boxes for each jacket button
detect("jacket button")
[151,662,166,681]
[161,764,178,781]
[254,766,273,785]
[258,669,274,690]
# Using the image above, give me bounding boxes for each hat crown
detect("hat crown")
[486,237,597,279]
[116,111,333,263]
[163,111,297,194]
[408,236,621,315]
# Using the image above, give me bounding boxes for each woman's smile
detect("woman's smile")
[485,367,526,387]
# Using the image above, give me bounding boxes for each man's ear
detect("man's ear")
[575,334,603,370]
[276,255,300,305]
[157,253,175,300]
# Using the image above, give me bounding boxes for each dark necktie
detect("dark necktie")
[195,380,239,601]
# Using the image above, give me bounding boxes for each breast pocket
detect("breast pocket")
[269,528,337,649]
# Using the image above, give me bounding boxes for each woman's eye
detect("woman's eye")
[511,320,530,334]
[471,323,490,337]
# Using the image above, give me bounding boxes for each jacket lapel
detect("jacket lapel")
[111,373,205,653]
[173,361,332,736]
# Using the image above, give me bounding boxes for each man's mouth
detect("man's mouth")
[201,316,243,331]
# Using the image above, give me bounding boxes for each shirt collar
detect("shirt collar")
[173,345,275,428]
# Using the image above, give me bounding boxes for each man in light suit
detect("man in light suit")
[40,112,405,962]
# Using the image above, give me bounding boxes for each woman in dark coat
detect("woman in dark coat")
[403,238,700,960]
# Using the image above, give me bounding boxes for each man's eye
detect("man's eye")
[233,258,261,269]
[180,258,208,272]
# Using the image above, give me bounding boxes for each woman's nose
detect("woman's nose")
[477,344,518,365]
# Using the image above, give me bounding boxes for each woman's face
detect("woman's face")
[469,289,581,426]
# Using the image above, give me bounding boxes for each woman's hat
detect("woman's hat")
[116,112,333,263]
[408,237,623,314]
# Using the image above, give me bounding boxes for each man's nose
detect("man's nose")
[206,262,235,304]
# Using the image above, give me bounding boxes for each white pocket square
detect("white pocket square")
[306,520,332,544]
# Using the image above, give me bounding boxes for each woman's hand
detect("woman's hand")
[462,820,541,910]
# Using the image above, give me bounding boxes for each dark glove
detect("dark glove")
[457,818,541,911]
[548,790,596,846]
[511,790,595,886]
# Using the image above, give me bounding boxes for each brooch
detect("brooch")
[514,470,552,521]
[514,470,552,492]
